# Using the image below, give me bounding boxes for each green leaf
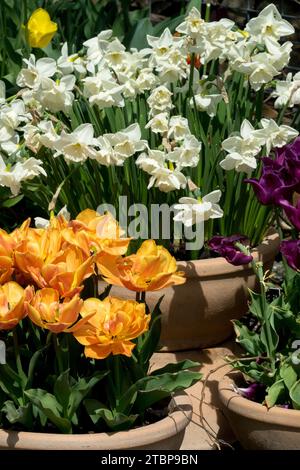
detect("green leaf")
[24,389,72,434]
[67,372,108,420]
[233,320,264,356]
[138,296,163,369]
[129,18,153,50]
[280,363,297,391]
[0,194,24,208]
[54,370,72,416]
[134,370,202,412]
[84,399,138,431]
[2,401,33,428]
[151,359,201,376]
[265,379,285,408]
[290,380,300,410]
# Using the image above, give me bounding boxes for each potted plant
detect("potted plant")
[2,4,298,350]
[217,138,300,450]
[0,210,201,450]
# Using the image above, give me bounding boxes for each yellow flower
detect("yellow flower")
[73,297,150,359]
[27,288,88,333]
[26,8,57,49]
[0,282,31,330]
[97,239,185,292]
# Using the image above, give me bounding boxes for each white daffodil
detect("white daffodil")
[195,18,235,64]
[83,30,113,73]
[136,149,166,174]
[147,85,173,116]
[106,124,146,160]
[0,100,29,142]
[89,135,115,166]
[220,119,264,173]
[35,205,70,229]
[173,190,223,227]
[57,43,86,76]
[255,118,299,153]
[167,116,191,141]
[135,68,158,93]
[38,121,60,149]
[155,51,187,84]
[245,4,294,42]
[147,28,184,58]
[145,112,169,134]
[148,166,187,193]
[104,38,127,69]
[54,124,96,163]
[176,7,206,39]
[37,75,75,114]
[83,70,124,108]
[168,135,201,169]
[190,74,223,117]
[0,156,46,195]
[16,55,57,89]
[273,72,300,108]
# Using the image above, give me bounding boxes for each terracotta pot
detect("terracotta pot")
[218,372,300,450]
[0,392,192,450]
[102,232,279,351]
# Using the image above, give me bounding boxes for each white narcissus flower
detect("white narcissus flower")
[273,72,300,108]
[54,124,96,163]
[147,28,184,58]
[38,121,60,149]
[255,119,299,154]
[168,135,201,169]
[147,85,173,116]
[104,38,127,69]
[83,30,113,72]
[83,70,124,108]
[0,156,46,196]
[106,124,146,160]
[245,4,294,42]
[173,190,223,227]
[220,119,264,173]
[89,135,115,166]
[57,43,86,76]
[189,73,223,117]
[176,7,206,39]
[136,149,166,174]
[148,166,187,193]
[135,68,158,93]
[37,75,75,114]
[16,55,57,89]
[145,112,169,134]
[0,100,29,142]
[167,116,191,141]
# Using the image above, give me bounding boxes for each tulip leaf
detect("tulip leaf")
[24,389,72,434]
[67,372,108,420]
[2,401,33,428]
[138,296,163,369]
[134,370,202,412]
[84,399,138,432]
[265,379,285,408]
[280,363,298,391]
[233,320,264,356]
[151,360,201,376]
[290,380,300,410]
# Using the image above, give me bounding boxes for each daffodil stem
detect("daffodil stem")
[13,329,26,383]
[188,53,195,98]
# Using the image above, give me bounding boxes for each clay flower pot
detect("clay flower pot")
[218,372,300,450]
[105,232,279,351]
[0,392,192,450]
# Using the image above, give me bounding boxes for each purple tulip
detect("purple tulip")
[279,198,300,232]
[208,235,253,266]
[280,239,300,271]
[279,137,300,184]
[236,382,266,402]
[245,157,297,206]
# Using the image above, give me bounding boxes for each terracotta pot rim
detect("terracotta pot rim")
[218,372,300,428]
[177,231,279,278]
[0,391,192,450]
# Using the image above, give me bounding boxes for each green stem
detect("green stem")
[13,329,26,383]
[52,334,64,375]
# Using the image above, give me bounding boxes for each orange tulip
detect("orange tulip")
[0,229,15,283]
[71,209,130,256]
[27,288,88,333]
[0,282,30,330]
[97,239,185,291]
[35,246,95,298]
[73,296,150,359]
